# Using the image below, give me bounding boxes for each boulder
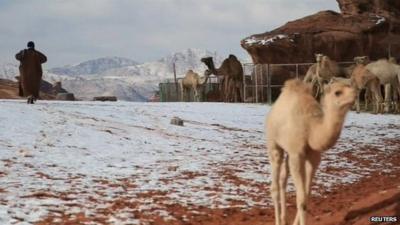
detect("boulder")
[170,117,184,126]
[93,96,117,102]
[241,0,400,65]
[56,93,75,101]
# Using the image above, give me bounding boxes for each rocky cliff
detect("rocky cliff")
[241,0,400,64]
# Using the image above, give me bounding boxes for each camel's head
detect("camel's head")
[353,56,370,65]
[201,57,216,72]
[323,81,356,111]
[315,53,324,63]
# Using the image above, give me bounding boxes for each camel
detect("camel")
[15,41,47,104]
[303,54,351,98]
[266,79,356,225]
[179,69,211,102]
[365,59,400,113]
[201,55,243,102]
[349,57,383,114]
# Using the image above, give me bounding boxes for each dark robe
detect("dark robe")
[15,49,47,98]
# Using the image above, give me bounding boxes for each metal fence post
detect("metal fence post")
[255,64,259,103]
[261,64,264,102]
[243,64,247,103]
[267,64,272,105]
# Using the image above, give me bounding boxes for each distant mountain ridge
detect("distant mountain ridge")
[48,57,139,76]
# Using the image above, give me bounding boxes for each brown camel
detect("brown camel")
[179,69,211,102]
[15,41,47,104]
[266,79,355,225]
[201,55,243,102]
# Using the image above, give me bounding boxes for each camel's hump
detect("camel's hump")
[282,79,312,94]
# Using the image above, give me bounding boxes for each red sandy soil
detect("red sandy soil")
[34,140,400,225]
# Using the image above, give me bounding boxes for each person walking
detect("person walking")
[15,41,47,104]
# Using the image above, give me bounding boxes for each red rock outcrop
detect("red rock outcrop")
[241,0,400,64]
[0,78,68,100]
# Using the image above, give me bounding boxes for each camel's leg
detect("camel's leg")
[279,155,289,225]
[369,81,383,114]
[233,80,241,102]
[364,88,370,111]
[396,84,400,113]
[293,151,321,225]
[237,82,243,102]
[234,81,239,102]
[268,142,284,225]
[220,77,225,101]
[392,83,400,113]
[179,82,184,102]
[289,153,307,225]
[229,79,234,102]
[384,84,391,113]
[193,85,199,102]
[356,89,361,113]
[223,78,228,102]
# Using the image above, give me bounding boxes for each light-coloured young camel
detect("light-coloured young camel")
[303,54,349,98]
[179,69,211,102]
[266,79,356,225]
[350,58,383,114]
[365,59,400,112]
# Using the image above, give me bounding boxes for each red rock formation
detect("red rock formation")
[241,0,400,64]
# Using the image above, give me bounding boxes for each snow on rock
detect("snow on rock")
[371,14,386,25]
[244,34,290,46]
[0,101,398,224]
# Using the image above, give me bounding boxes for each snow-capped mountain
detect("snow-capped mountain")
[48,57,139,76]
[100,49,223,79]
[0,62,19,80]
[0,49,226,101]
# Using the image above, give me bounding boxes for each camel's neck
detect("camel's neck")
[199,75,209,85]
[205,60,218,75]
[309,103,347,152]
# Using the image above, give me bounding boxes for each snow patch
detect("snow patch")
[244,34,291,46]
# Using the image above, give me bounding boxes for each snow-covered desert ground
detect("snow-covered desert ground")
[0,100,399,224]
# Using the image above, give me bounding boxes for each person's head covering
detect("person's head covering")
[27,41,35,49]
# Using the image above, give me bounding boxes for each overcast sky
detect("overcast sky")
[0,0,339,67]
